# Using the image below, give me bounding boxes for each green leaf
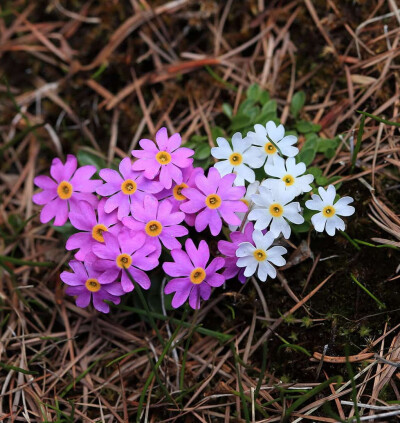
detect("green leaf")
[296,120,320,133]
[297,148,316,166]
[316,176,328,186]
[190,134,207,143]
[222,103,232,119]
[230,114,252,131]
[306,167,322,178]
[290,91,306,118]
[246,83,261,101]
[238,98,256,115]
[194,143,211,160]
[77,149,106,171]
[211,126,225,140]
[262,99,277,115]
[259,90,270,105]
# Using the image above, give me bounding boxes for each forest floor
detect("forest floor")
[1,1,400,422]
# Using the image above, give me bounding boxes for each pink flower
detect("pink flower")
[61,260,124,313]
[66,199,122,261]
[163,239,225,309]
[33,154,101,226]
[96,157,162,220]
[218,222,255,283]
[122,195,188,257]
[92,230,158,293]
[131,127,194,189]
[180,167,247,235]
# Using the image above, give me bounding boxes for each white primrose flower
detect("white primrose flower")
[264,156,314,196]
[211,133,264,186]
[236,230,287,281]
[229,181,260,231]
[246,121,299,169]
[305,185,355,236]
[248,182,304,239]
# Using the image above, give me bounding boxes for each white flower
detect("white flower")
[236,230,287,281]
[229,181,260,231]
[305,185,355,236]
[246,121,299,170]
[248,182,304,239]
[263,156,314,196]
[211,133,264,186]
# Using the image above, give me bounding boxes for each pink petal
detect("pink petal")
[32,189,57,205]
[155,127,169,150]
[165,132,182,152]
[34,175,57,190]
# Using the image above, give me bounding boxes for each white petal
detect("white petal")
[212,138,232,158]
[244,260,258,277]
[270,217,287,238]
[279,144,299,157]
[261,231,276,249]
[214,160,233,177]
[243,146,265,168]
[318,185,336,204]
[237,256,255,267]
[284,208,304,225]
[236,164,255,183]
[286,158,304,176]
[254,216,272,231]
[278,135,297,147]
[305,195,323,211]
[311,213,326,232]
[236,242,256,257]
[248,208,268,221]
[245,181,260,198]
[267,121,284,142]
[232,132,250,153]
[325,217,338,236]
[267,246,287,260]
[296,174,314,193]
[336,205,355,217]
[261,261,277,279]
[257,261,269,281]
[252,230,265,248]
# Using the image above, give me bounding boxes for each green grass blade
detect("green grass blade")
[350,274,385,309]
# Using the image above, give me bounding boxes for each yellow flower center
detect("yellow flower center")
[92,224,108,242]
[145,220,163,237]
[229,152,243,166]
[190,267,206,284]
[121,179,137,195]
[241,198,250,208]
[322,205,336,218]
[282,174,295,186]
[269,203,284,217]
[156,151,172,165]
[116,253,132,269]
[205,194,222,209]
[173,183,188,201]
[85,278,101,292]
[57,181,73,200]
[253,249,267,262]
[264,142,277,155]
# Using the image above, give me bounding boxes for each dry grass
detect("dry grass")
[1,1,400,421]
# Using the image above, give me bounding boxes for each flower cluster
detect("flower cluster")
[33,121,355,313]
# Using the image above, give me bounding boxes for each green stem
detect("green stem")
[230,343,250,422]
[0,255,54,267]
[350,273,386,309]
[357,110,400,127]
